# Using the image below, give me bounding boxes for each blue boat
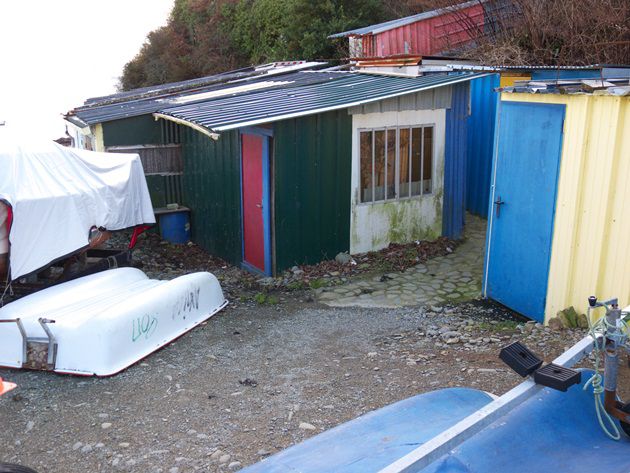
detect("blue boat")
[242,375,628,473]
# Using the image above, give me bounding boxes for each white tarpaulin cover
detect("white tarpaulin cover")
[0,132,155,280]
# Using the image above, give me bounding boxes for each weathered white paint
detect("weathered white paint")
[350,108,446,254]
[0,268,227,376]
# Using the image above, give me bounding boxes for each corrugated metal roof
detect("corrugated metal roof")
[156,71,486,133]
[501,77,630,95]
[492,64,629,70]
[329,0,482,38]
[66,62,327,126]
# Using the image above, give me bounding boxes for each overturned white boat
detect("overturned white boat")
[0,268,227,376]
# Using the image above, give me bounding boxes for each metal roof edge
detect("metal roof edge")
[64,115,89,129]
[206,72,489,132]
[152,113,220,140]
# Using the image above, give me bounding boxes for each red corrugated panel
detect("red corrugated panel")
[373,3,486,56]
[362,35,376,57]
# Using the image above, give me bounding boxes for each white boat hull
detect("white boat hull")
[0,268,227,376]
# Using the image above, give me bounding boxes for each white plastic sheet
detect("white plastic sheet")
[0,132,155,280]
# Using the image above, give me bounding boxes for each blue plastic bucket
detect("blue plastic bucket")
[159,210,191,244]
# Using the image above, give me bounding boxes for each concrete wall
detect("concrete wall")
[350,108,446,254]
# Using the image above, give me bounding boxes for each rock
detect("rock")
[445,337,460,344]
[118,442,130,448]
[229,461,242,470]
[564,306,579,328]
[335,252,352,264]
[299,422,316,431]
[548,317,563,331]
[257,449,272,456]
[219,454,231,464]
[101,422,112,429]
[210,450,223,460]
[257,277,275,286]
[441,331,461,339]
[556,310,572,329]
[367,352,378,358]
[169,468,179,473]
[81,444,93,453]
[578,313,589,328]
[72,442,83,451]
[26,421,34,432]
[239,378,258,387]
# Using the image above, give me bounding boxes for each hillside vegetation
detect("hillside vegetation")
[119,0,411,90]
[120,0,630,91]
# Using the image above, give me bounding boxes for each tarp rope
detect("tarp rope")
[583,308,629,440]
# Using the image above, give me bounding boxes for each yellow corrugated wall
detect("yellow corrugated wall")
[502,92,630,321]
[499,73,531,87]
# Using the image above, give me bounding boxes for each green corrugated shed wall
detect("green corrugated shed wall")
[273,110,352,271]
[143,175,183,208]
[104,111,352,272]
[102,115,163,147]
[180,127,243,266]
[102,116,184,208]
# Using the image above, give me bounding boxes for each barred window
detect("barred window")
[359,125,433,203]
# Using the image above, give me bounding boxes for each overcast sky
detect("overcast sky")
[0,0,175,140]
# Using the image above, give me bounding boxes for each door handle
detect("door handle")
[494,196,505,218]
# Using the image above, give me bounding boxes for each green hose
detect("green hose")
[583,307,629,440]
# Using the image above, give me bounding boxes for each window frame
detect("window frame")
[358,124,435,205]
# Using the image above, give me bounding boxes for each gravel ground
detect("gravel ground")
[1,233,628,472]
[2,295,618,473]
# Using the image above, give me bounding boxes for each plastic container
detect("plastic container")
[159,210,191,244]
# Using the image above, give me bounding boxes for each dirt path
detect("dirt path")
[0,298,603,473]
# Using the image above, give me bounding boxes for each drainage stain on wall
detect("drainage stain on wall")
[351,151,445,253]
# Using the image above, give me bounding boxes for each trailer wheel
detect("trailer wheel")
[621,403,630,438]
[0,463,38,473]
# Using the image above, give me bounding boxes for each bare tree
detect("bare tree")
[411,0,630,65]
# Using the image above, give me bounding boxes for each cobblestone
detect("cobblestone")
[318,215,486,308]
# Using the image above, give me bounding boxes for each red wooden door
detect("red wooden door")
[241,134,265,272]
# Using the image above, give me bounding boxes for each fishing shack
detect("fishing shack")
[483,79,630,322]
[67,70,486,276]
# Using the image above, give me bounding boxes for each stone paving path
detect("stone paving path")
[318,215,487,308]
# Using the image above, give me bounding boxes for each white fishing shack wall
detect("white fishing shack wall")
[349,101,447,254]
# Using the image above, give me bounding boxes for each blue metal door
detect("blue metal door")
[484,102,565,321]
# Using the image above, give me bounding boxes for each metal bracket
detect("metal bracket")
[38,318,57,368]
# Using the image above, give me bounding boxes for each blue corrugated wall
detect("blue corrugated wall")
[531,70,601,80]
[443,82,470,239]
[466,74,500,217]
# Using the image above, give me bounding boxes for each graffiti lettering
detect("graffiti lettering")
[171,285,201,321]
[132,314,158,342]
